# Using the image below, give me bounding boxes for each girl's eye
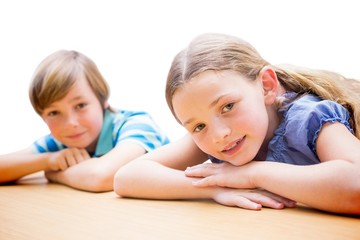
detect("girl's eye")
[194,123,206,133]
[222,103,234,113]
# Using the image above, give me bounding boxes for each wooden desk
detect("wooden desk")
[0,173,359,240]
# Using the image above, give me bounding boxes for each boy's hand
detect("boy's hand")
[47,148,91,171]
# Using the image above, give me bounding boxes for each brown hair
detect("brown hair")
[166,33,360,138]
[29,50,110,115]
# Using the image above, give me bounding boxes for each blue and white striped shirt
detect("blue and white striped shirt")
[32,109,170,157]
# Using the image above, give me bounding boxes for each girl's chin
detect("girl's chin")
[224,156,253,166]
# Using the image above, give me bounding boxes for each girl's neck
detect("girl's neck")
[257,97,283,160]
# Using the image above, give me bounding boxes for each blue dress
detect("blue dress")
[210,92,354,165]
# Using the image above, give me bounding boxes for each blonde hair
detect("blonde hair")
[29,50,110,115]
[166,33,360,138]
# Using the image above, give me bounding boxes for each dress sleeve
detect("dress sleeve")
[114,111,170,152]
[306,100,354,154]
[285,98,353,156]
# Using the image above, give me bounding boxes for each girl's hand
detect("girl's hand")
[47,148,91,171]
[186,162,296,210]
[185,161,256,189]
[213,188,296,210]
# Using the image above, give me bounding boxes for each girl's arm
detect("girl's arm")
[0,147,88,183]
[114,135,210,198]
[45,141,147,192]
[186,122,360,214]
[114,135,296,210]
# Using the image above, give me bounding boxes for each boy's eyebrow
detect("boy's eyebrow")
[183,94,226,126]
[44,95,84,109]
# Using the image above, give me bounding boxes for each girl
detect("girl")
[0,50,169,192]
[114,33,360,214]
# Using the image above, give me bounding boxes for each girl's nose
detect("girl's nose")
[212,119,231,143]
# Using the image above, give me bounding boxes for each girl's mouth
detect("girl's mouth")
[221,137,245,155]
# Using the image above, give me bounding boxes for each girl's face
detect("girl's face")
[41,76,105,153]
[172,70,274,166]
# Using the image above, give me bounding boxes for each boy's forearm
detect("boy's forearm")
[0,152,50,183]
[45,158,114,192]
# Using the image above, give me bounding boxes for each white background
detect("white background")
[0,0,359,153]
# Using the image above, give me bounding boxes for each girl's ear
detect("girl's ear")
[259,66,279,105]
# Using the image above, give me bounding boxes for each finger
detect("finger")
[68,148,89,165]
[187,162,222,171]
[65,150,77,167]
[227,197,262,210]
[58,158,68,171]
[259,190,297,208]
[192,176,219,187]
[185,164,220,177]
[249,195,285,209]
[244,191,288,209]
[80,149,91,160]
[72,149,84,164]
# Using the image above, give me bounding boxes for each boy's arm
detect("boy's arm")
[45,141,147,192]
[0,148,49,183]
[0,147,90,183]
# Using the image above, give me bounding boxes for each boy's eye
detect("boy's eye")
[194,123,206,133]
[222,103,234,113]
[75,103,87,109]
[47,111,59,117]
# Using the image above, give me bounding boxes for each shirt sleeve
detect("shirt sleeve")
[113,111,170,152]
[31,134,66,153]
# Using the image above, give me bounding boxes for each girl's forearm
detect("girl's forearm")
[114,160,216,200]
[252,160,360,214]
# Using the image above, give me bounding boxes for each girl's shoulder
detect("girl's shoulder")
[283,93,351,123]
[280,93,353,154]
[268,93,353,165]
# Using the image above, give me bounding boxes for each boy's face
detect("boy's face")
[41,76,104,153]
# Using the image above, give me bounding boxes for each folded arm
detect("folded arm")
[185,123,360,214]
[114,135,296,210]
[45,141,146,192]
[0,147,88,183]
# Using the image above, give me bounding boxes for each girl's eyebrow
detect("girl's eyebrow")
[183,94,227,126]
[209,94,226,108]
[183,118,195,127]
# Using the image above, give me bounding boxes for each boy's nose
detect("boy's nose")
[65,114,79,127]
